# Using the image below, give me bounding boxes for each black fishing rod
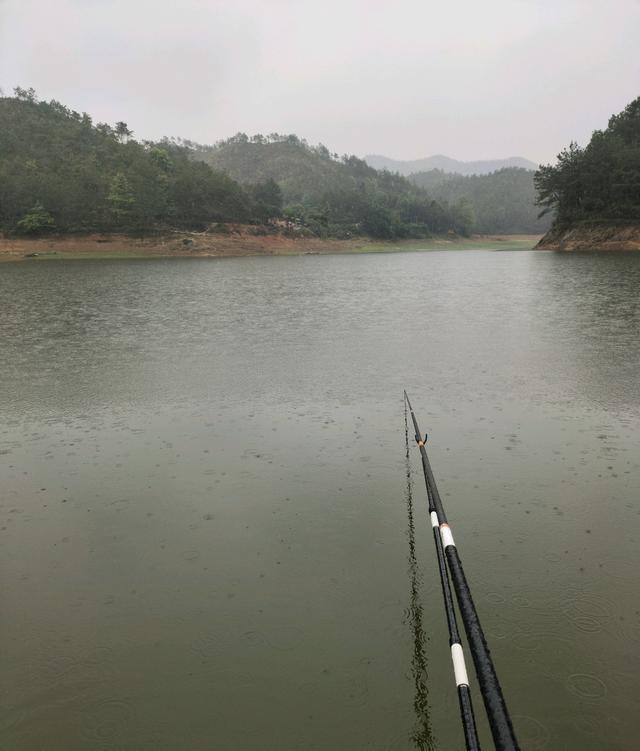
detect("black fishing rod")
[404,391,520,751]
[405,399,480,751]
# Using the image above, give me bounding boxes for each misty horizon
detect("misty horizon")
[1,0,638,165]
[0,84,545,167]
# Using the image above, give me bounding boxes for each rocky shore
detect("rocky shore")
[536,224,640,251]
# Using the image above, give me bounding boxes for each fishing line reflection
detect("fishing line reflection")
[404,405,436,751]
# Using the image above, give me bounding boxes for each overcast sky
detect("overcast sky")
[1,0,638,163]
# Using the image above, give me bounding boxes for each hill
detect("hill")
[0,89,254,235]
[191,134,474,237]
[0,90,471,240]
[536,96,640,250]
[0,88,544,242]
[364,153,538,176]
[409,167,552,235]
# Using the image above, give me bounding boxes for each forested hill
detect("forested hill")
[410,168,552,235]
[535,96,640,230]
[197,137,548,235]
[0,89,546,240]
[191,135,474,237]
[0,90,256,235]
[193,136,347,200]
[365,154,537,176]
[0,91,472,239]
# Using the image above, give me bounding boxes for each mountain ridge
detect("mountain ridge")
[364,153,538,176]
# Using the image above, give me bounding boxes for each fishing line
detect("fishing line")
[404,402,436,750]
[404,391,519,751]
[404,397,481,750]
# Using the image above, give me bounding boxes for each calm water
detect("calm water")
[1,250,639,750]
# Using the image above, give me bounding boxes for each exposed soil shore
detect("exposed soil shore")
[536,224,640,251]
[0,231,361,261]
[0,230,540,261]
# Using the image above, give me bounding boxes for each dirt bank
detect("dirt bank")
[0,230,367,261]
[0,230,540,261]
[536,224,640,251]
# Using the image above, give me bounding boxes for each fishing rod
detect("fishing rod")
[405,399,480,750]
[404,391,520,751]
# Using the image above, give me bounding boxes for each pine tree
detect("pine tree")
[106,172,136,228]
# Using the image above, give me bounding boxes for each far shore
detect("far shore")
[0,231,541,262]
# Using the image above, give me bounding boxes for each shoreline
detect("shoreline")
[0,232,540,262]
[536,223,640,251]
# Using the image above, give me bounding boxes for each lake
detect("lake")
[1,250,639,750]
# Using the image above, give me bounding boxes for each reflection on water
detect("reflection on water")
[404,404,435,750]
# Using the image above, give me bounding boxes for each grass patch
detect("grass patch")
[349,235,540,253]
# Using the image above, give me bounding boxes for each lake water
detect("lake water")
[1,250,639,750]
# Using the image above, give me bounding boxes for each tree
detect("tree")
[607,98,640,147]
[106,172,136,227]
[14,86,37,103]
[361,203,396,238]
[535,96,640,229]
[149,147,173,173]
[251,178,283,223]
[16,202,55,234]
[535,142,585,223]
[451,198,474,236]
[115,121,132,143]
[95,122,114,137]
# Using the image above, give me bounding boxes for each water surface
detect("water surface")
[1,250,639,749]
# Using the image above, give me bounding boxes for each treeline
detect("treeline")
[191,134,474,238]
[0,90,474,239]
[535,96,640,227]
[0,89,279,235]
[409,167,552,234]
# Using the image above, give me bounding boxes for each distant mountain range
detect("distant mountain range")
[364,154,538,176]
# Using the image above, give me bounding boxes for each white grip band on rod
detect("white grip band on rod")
[451,643,470,687]
[440,524,455,548]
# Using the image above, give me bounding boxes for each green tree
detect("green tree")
[107,172,136,227]
[411,167,552,234]
[251,178,283,223]
[115,121,132,143]
[535,96,640,229]
[451,198,474,236]
[13,86,37,103]
[16,201,55,234]
[361,203,396,238]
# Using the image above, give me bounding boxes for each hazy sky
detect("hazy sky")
[1,0,638,163]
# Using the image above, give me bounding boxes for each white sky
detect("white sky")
[1,0,638,163]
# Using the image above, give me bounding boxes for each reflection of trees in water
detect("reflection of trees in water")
[404,405,436,750]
